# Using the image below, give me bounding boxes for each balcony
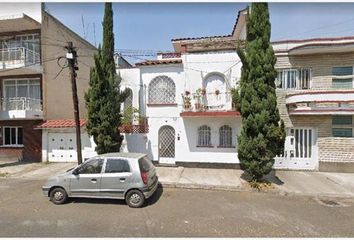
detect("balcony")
[0,47,40,70]
[180,91,240,117]
[0,97,43,119]
[286,90,354,115]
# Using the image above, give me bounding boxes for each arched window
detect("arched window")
[148,76,175,104]
[219,125,232,147]
[124,88,133,112]
[198,125,211,147]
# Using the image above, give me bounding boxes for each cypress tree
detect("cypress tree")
[85,2,128,154]
[235,3,285,181]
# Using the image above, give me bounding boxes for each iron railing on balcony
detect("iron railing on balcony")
[0,47,40,69]
[182,91,234,112]
[1,97,42,111]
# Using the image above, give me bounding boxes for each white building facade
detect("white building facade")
[118,9,248,166]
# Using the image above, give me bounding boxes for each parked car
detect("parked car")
[42,153,158,208]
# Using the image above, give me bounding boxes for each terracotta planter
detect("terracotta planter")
[195,103,203,111]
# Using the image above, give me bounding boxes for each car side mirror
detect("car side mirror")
[72,169,79,175]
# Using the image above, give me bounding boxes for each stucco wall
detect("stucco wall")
[119,51,243,164]
[41,11,96,120]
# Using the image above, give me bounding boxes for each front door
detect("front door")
[158,126,175,164]
[69,158,104,197]
[275,128,317,170]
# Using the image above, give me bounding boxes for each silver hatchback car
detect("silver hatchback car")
[42,153,159,208]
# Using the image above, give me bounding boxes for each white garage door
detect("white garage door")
[48,133,80,162]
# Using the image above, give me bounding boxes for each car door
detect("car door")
[69,158,104,197]
[100,158,133,199]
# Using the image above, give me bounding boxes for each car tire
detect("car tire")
[125,190,145,208]
[49,187,68,205]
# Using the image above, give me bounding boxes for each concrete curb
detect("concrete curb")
[159,181,354,199]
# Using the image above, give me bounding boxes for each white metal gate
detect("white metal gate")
[158,126,175,164]
[48,133,77,162]
[274,128,317,170]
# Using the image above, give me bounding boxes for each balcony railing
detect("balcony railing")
[0,47,40,69]
[182,91,234,112]
[119,124,149,134]
[1,97,42,111]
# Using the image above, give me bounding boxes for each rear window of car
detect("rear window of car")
[138,156,154,173]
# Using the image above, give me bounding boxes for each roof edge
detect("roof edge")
[43,10,97,51]
[272,36,354,45]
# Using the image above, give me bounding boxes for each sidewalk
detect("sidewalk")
[1,161,354,198]
[156,166,354,198]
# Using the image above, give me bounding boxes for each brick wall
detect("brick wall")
[275,52,354,165]
[0,120,42,162]
[275,52,354,90]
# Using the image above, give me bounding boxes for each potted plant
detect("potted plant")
[182,94,192,110]
[194,88,203,111]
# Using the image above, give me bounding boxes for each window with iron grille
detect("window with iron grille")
[148,76,176,104]
[219,125,232,147]
[276,68,311,90]
[197,125,211,147]
[124,88,133,111]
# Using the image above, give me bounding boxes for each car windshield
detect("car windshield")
[138,156,154,173]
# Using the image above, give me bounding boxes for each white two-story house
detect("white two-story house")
[118,8,248,167]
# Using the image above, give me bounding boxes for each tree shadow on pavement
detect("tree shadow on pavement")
[264,170,284,185]
[240,170,284,186]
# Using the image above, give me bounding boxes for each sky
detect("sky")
[45,2,354,64]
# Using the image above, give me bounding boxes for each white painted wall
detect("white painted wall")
[119,50,243,164]
[0,3,42,23]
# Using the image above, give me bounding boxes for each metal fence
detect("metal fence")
[0,47,40,69]
[1,97,42,111]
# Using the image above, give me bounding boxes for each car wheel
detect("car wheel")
[49,187,68,205]
[125,190,145,208]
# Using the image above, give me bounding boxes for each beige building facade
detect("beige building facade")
[273,38,354,172]
[0,3,96,163]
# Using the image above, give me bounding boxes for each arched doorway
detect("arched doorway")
[203,73,227,110]
[158,125,175,164]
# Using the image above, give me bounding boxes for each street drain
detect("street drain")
[320,199,340,206]
[316,198,346,207]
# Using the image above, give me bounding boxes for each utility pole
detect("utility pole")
[66,42,83,165]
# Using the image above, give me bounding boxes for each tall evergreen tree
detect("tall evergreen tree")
[234,3,285,181]
[85,3,128,154]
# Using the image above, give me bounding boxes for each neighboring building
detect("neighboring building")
[272,37,354,172]
[114,53,132,69]
[0,3,97,163]
[119,8,354,172]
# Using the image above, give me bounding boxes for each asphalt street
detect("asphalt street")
[1,178,354,237]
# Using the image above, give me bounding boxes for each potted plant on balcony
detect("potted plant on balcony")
[182,93,192,110]
[194,88,204,111]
